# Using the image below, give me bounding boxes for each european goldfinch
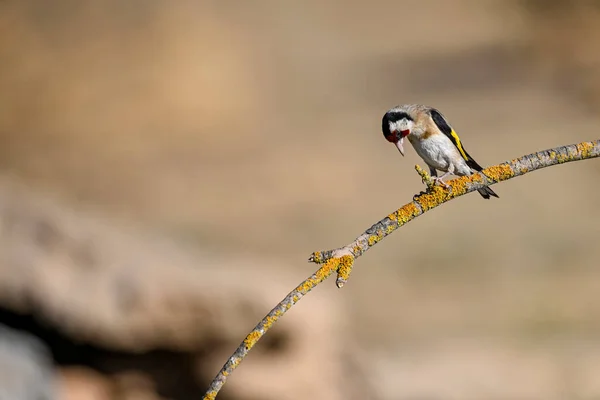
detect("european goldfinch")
[382,104,498,199]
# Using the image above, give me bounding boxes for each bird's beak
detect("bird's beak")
[395,137,404,156]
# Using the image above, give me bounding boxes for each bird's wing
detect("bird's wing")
[429,108,483,171]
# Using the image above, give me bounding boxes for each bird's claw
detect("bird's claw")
[431,177,449,188]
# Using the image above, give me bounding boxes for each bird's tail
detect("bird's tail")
[477,186,499,199]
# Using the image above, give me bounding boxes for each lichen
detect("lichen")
[296,260,337,293]
[483,164,514,182]
[448,177,469,197]
[554,150,569,164]
[230,356,241,369]
[335,255,355,287]
[367,235,378,246]
[396,202,421,223]
[577,141,596,158]
[204,391,217,400]
[310,251,323,263]
[244,331,261,349]
[415,184,449,211]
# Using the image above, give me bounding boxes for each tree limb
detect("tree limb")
[202,139,600,399]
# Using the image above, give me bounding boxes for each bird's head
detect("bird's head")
[382,108,415,156]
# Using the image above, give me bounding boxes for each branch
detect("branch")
[202,139,600,399]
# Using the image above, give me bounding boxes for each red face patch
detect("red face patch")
[400,129,410,137]
[384,132,397,143]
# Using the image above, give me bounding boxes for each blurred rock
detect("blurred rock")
[0,324,55,400]
[0,175,350,400]
[58,367,114,400]
[58,368,164,400]
[112,372,161,400]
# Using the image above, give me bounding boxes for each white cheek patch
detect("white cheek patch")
[403,120,414,132]
[394,119,414,134]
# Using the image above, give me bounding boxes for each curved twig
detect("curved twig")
[202,139,600,399]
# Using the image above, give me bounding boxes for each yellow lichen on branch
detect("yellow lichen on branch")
[484,164,515,181]
[335,255,355,287]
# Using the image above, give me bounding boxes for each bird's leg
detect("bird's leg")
[427,167,441,189]
[430,163,455,188]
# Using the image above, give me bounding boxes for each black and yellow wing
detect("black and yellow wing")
[429,108,483,171]
[429,107,498,199]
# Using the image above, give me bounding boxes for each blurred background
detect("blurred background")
[1,1,600,399]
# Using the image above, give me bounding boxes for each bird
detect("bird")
[381,104,498,199]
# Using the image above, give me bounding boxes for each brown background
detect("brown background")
[1,1,599,399]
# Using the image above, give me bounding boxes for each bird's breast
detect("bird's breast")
[409,135,452,171]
